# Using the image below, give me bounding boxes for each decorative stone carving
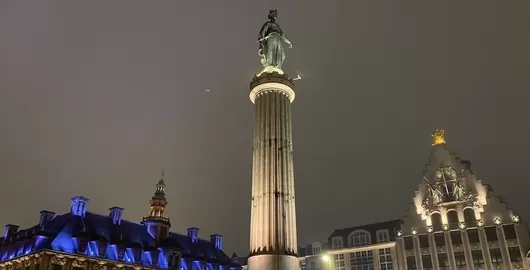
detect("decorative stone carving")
[51,255,68,265]
[72,259,88,267]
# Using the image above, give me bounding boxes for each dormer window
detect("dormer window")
[376,230,390,243]
[331,237,343,249]
[348,230,371,247]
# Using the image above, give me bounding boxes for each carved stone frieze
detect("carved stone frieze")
[73,259,88,267]
[51,255,68,265]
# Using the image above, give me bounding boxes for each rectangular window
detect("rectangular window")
[485,227,498,241]
[434,233,445,246]
[503,225,517,240]
[490,248,503,264]
[404,237,413,250]
[509,247,522,262]
[334,254,345,270]
[421,255,433,269]
[419,235,429,248]
[377,230,390,243]
[406,256,416,270]
[450,231,462,245]
[50,265,62,270]
[454,251,466,266]
[379,248,392,270]
[438,253,449,268]
[332,238,343,249]
[349,251,373,270]
[467,229,480,243]
[313,247,321,255]
[310,262,315,269]
[472,250,484,265]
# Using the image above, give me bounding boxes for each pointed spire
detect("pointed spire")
[432,129,446,146]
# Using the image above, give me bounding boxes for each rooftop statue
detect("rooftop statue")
[257,9,292,76]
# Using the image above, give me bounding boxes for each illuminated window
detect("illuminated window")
[379,248,392,270]
[350,250,373,270]
[349,230,371,247]
[376,230,389,243]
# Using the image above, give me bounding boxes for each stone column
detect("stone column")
[428,232,440,270]
[412,235,423,269]
[460,229,475,270]
[248,74,298,270]
[373,249,380,270]
[443,231,457,269]
[390,247,399,270]
[514,223,529,269]
[396,236,407,269]
[495,225,511,269]
[477,227,493,269]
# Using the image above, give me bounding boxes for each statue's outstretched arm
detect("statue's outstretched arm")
[283,35,293,48]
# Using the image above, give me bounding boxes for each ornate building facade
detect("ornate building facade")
[396,130,530,269]
[0,174,240,270]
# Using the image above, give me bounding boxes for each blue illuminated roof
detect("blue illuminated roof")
[0,211,232,264]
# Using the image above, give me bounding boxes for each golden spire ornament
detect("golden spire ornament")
[432,129,446,146]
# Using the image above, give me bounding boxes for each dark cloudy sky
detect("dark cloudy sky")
[0,0,529,256]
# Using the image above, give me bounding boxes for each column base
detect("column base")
[247,254,299,270]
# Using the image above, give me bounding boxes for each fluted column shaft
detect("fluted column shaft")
[249,85,297,256]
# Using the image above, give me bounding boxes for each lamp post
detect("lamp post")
[321,254,331,270]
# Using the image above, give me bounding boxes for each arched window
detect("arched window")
[464,208,477,226]
[348,230,371,247]
[431,213,443,232]
[447,210,459,229]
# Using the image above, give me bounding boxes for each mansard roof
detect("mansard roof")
[327,219,402,242]
[0,211,233,264]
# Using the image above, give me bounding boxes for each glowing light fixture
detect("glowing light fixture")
[427,226,433,233]
[459,223,466,230]
[494,217,501,225]
[477,220,484,227]
[322,254,330,262]
[442,224,449,231]
[397,231,403,237]
[411,229,417,235]
[513,215,520,223]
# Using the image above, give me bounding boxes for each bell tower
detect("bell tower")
[142,170,171,242]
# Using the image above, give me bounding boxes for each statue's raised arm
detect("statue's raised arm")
[256,9,292,76]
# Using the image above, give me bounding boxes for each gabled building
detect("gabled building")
[0,174,240,270]
[396,130,530,269]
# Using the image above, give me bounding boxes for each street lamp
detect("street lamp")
[321,254,331,270]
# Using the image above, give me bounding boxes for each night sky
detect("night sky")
[0,1,529,257]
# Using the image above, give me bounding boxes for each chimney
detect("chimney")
[71,196,89,217]
[210,234,223,249]
[109,207,124,225]
[187,227,199,243]
[4,224,19,242]
[39,210,55,227]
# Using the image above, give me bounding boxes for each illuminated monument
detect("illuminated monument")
[247,9,298,270]
[0,173,240,270]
